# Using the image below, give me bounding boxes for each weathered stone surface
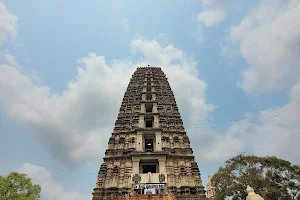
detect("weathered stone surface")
[206,175,216,198]
[92,67,207,200]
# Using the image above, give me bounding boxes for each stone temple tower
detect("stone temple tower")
[92,67,207,200]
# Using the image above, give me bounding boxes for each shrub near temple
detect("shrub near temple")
[0,172,41,200]
[211,155,300,200]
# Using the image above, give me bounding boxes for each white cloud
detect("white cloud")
[201,0,226,7]
[2,0,298,168]
[230,0,300,94]
[196,0,229,28]
[0,1,18,44]
[249,82,300,164]
[196,130,245,163]
[0,49,18,66]
[224,82,300,164]
[130,39,249,163]
[121,17,130,32]
[220,45,231,58]
[18,163,91,200]
[203,0,300,165]
[193,0,230,43]
[155,32,169,44]
[0,54,132,166]
[199,81,300,165]
[197,8,225,27]
[0,37,222,166]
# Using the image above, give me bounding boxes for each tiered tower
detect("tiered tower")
[92,67,207,200]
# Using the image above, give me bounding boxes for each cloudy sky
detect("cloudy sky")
[0,0,300,199]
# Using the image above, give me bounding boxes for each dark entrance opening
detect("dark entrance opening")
[142,164,156,173]
[140,159,159,174]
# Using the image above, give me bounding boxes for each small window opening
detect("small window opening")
[146,103,153,113]
[180,167,186,174]
[147,86,151,92]
[140,159,159,174]
[143,165,156,173]
[174,136,179,143]
[146,93,152,100]
[145,138,154,152]
[147,78,151,85]
[145,117,153,128]
[113,166,119,174]
[131,137,135,143]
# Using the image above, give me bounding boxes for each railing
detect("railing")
[134,173,167,184]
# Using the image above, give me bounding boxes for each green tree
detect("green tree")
[0,172,41,200]
[211,155,300,200]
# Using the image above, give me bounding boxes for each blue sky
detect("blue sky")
[0,0,300,199]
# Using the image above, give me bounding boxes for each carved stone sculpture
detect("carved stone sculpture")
[159,174,166,183]
[92,67,207,200]
[132,174,141,184]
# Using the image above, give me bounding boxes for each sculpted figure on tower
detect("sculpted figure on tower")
[92,67,207,200]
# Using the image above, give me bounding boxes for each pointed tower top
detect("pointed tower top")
[92,67,207,199]
[246,185,255,194]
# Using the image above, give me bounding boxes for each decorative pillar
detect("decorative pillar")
[136,132,143,151]
[142,94,146,101]
[139,115,145,128]
[152,93,156,101]
[154,115,159,128]
[132,157,140,174]
[141,103,146,113]
[158,157,166,173]
[153,103,158,113]
[155,131,162,151]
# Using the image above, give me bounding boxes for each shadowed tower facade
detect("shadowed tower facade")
[92,67,207,200]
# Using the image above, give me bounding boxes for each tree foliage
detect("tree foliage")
[211,155,300,200]
[0,172,41,200]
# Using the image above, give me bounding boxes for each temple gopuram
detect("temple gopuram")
[92,67,208,200]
